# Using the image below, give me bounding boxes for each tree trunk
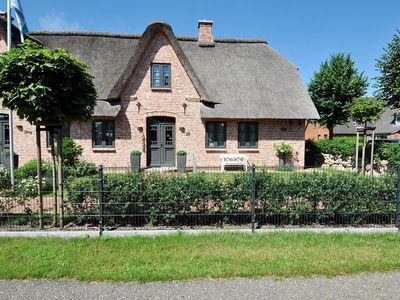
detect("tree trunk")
[361,122,367,175]
[328,125,334,140]
[355,131,360,172]
[36,125,43,230]
[57,128,64,229]
[50,131,57,227]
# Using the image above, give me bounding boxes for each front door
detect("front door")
[147,117,175,167]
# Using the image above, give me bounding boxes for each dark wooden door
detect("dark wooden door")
[148,118,175,167]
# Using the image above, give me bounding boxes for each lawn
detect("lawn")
[1,232,400,282]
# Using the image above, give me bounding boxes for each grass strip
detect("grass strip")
[1,232,400,282]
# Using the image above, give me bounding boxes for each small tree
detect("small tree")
[349,97,385,174]
[349,97,385,126]
[62,137,83,167]
[308,53,368,139]
[375,29,400,108]
[0,40,97,228]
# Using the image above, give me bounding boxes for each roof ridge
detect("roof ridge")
[29,31,267,44]
[29,31,142,39]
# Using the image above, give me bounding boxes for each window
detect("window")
[3,124,9,147]
[92,120,115,148]
[238,122,258,148]
[395,115,400,126]
[151,63,171,88]
[206,122,226,148]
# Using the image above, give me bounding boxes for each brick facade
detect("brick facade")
[70,32,306,168]
[0,29,307,168]
[305,123,330,140]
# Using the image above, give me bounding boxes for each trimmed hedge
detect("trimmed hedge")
[66,171,396,226]
[375,143,400,167]
[313,137,359,157]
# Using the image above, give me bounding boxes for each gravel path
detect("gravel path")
[0,272,399,300]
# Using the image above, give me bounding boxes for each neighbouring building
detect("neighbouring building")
[0,18,319,168]
[334,108,400,139]
[305,123,330,140]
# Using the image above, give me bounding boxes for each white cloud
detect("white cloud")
[39,11,84,31]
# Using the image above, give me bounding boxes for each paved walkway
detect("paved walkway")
[1,272,399,299]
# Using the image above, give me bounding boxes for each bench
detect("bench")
[220,154,249,171]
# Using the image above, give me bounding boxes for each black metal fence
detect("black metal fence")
[0,165,399,233]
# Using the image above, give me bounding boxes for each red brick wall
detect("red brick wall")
[198,21,214,43]
[305,123,329,140]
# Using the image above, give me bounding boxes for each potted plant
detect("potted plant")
[176,150,187,173]
[130,150,141,172]
[1,149,18,169]
[274,142,294,166]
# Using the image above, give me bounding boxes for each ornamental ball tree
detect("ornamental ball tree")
[349,97,385,127]
[0,40,97,125]
[349,97,385,174]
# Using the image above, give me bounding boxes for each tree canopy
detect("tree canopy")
[0,40,97,125]
[308,53,368,138]
[349,97,385,126]
[375,29,400,108]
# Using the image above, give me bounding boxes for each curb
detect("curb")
[0,227,398,238]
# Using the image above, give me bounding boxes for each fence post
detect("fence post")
[98,165,104,237]
[251,164,256,233]
[396,166,400,230]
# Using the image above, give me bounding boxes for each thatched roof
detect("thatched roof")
[29,22,319,119]
[334,108,400,135]
[93,100,121,117]
[28,31,141,101]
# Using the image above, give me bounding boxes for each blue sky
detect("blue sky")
[5,0,400,95]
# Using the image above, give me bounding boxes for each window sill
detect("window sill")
[238,148,259,153]
[206,148,227,153]
[92,148,116,153]
[151,87,172,92]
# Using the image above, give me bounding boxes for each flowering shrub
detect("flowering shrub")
[274,142,294,156]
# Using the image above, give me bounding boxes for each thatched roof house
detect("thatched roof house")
[1,20,319,168]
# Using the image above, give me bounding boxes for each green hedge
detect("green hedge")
[14,160,53,193]
[12,159,97,197]
[66,171,396,226]
[375,143,400,167]
[313,137,359,157]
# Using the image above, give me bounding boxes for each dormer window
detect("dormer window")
[396,115,400,126]
[151,63,171,88]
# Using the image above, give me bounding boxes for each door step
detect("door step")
[144,166,177,173]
